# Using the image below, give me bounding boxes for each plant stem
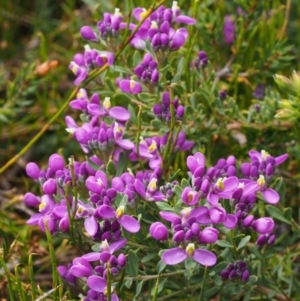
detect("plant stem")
[198,266,208,301]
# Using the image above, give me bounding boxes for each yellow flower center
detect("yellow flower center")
[187,191,195,204]
[71,64,78,74]
[77,205,84,215]
[100,239,110,251]
[181,207,191,218]
[116,206,124,219]
[129,80,135,91]
[100,54,108,63]
[39,201,46,212]
[215,178,225,190]
[261,150,269,161]
[257,175,265,187]
[77,89,85,99]
[114,8,122,17]
[186,243,195,257]
[103,97,111,110]
[151,21,158,29]
[148,140,157,152]
[172,1,179,10]
[148,178,157,191]
[139,9,147,20]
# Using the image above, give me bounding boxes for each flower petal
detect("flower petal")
[159,211,179,222]
[119,215,140,233]
[207,192,219,206]
[193,249,217,266]
[84,216,98,236]
[109,107,131,122]
[162,248,187,265]
[109,238,127,253]
[222,214,238,229]
[87,275,107,292]
[98,205,115,219]
[262,188,280,204]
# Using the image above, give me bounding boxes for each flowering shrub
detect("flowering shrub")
[2,1,300,301]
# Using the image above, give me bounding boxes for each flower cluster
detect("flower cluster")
[220,261,250,282]
[130,1,195,53]
[22,2,290,300]
[153,92,185,122]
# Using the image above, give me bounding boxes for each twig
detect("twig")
[256,285,292,301]
[279,0,291,40]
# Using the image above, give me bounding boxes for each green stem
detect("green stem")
[44,221,60,299]
[198,266,208,301]
[28,254,37,301]
[0,256,15,301]
[107,262,112,301]
[152,277,160,301]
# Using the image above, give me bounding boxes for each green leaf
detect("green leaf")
[156,259,167,274]
[119,194,128,208]
[134,280,144,298]
[237,235,251,250]
[273,177,286,206]
[141,253,157,263]
[116,151,126,176]
[156,202,174,212]
[284,207,292,221]
[248,275,258,284]
[151,278,167,296]
[127,250,139,277]
[265,205,291,224]
[173,185,183,197]
[216,240,233,248]
[128,104,137,124]
[249,247,263,260]
[113,65,131,74]
[124,278,133,289]
[185,257,197,270]
[213,274,223,286]
[212,261,228,274]
[91,243,101,252]
[106,160,116,176]
[181,178,190,188]
[203,287,219,298]
[133,51,141,67]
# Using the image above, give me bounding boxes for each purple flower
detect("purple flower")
[223,15,235,45]
[87,275,119,301]
[86,170,108,194]
[243,175,280,204]
[171,1,196,25]
[134,178,165,201]
[69,257,94,278]
[207,176,239,206]
[98,204,140,233]
[162,243,216,266]
[26,162,40,180]
[251,217,275,234]
[87,97,131,122]
[181,187,199,206]
[150,222,169,240]
[80,26,99,42]
[119,79,142,94]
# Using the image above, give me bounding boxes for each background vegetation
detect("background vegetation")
[1,0,300,300]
